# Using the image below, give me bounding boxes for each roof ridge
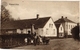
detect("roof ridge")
[54,17,76,24]
[14,17,51,21]
[1,16,51,29]
[64,18,76,23]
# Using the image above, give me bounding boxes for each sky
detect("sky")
[1,0,79,23]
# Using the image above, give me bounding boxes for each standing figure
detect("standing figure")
[33,32,37,46]
[36,36,40,45]
[39,35,43,44]
[42,36,46,44]
[27,31,31,45]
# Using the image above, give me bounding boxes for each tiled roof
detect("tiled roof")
[55,24,61,28]
[54,17,76,23]
[1,17,50,29]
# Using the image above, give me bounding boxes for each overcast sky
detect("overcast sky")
[2,0,79,23]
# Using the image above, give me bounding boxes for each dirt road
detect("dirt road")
[12,38,80,50]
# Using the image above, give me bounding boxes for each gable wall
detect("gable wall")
[59,24,64,37]
[59,24,64,33]
[43,18,57,37]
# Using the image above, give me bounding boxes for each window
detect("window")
[68,25,71,29]
[53,29,55,34]
[46,28,48,30]
[61,27,62,31]
[71,25,72,28]
[46,28,48,34]
[8,31,13,33]
[49,23,53,28]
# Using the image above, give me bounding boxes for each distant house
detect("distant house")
[54,16,77,38]
[1,14,57,37]
[55,24,64,37]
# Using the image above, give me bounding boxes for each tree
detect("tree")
[71,24,80,41]
[1,5,14,23]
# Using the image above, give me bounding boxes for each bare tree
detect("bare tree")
[1,5,14,23]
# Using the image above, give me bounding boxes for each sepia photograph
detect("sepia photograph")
[0,0,80,50]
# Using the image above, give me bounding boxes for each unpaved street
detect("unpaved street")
[12,38,80,50]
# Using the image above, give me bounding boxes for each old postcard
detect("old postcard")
[0,0,80,50]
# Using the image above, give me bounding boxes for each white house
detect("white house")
[55,23,64,37]
[1,14,57,37]
[54,16,77,38]
[39,17,57,37]
[59,24,64,37]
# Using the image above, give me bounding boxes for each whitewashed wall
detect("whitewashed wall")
[17,29,22,34]
[43,18,57,37]
[59,24,64,37]
[67,22,77,35]
[17,28,31,34]
[59,24,64,33]
[7,31,13,33]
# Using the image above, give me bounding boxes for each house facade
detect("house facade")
[58,24,64,37]
[40,17,57,37]
[55,16,77,38]
[1,14,57,37]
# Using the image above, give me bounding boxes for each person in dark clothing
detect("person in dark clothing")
[33,32,37,46]
[33,32,36,37]
[28,31,31,34]
[36,36,40,45]
[27,37,31,45]
[33,38,36,46]
[27,31,31,45]
[42,36,46,44]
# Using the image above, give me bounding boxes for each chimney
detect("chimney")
[65,17,67,19]
[36,14,39,20]
[77,23,79,26]
[61,16,63,18]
